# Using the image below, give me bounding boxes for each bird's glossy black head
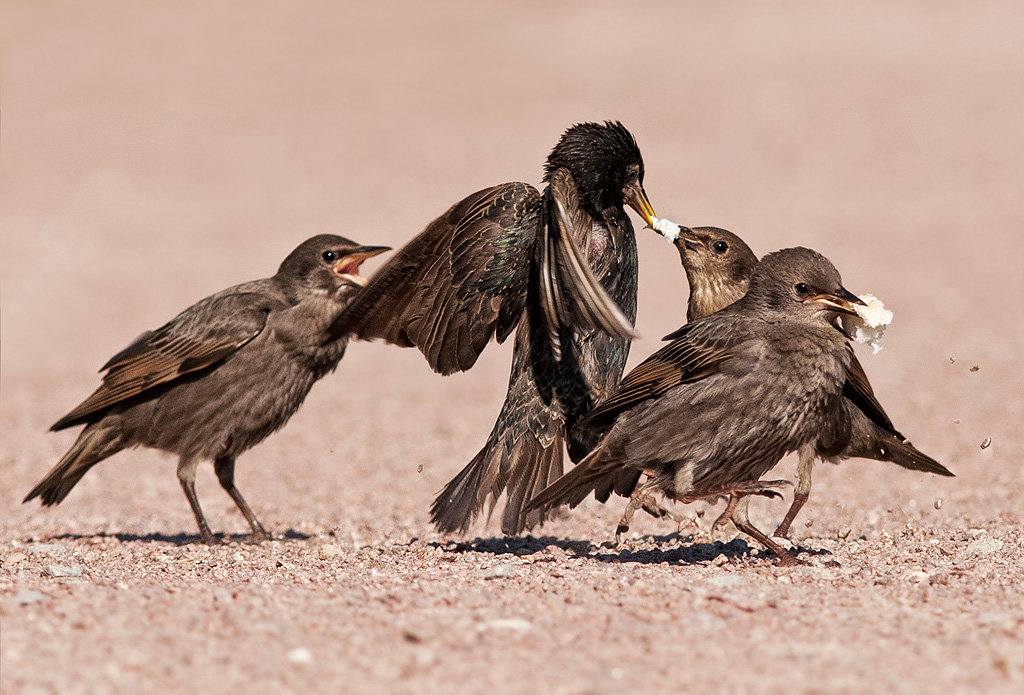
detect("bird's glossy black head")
[544,121,655,223]
[675,226,759,320]
[276,234,390,299]
[745,247,864,321]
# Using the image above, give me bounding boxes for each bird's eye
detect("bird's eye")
[794,283,810,296]
[712,241,729,254]
[322,250,338,263]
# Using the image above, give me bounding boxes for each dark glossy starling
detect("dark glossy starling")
[25,235,389,544]
[528,247,866,564]
[669,225,952,538]
[327,121,659,535]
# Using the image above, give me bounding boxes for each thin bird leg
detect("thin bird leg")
[177,457,219,545]
[774,444,814,539]
[214,456,270,542]
[731,494,799,566]
[614,492,647,544]
[711,495,740,534]
[639,495,688,528]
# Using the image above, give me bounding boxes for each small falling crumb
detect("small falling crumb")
[969,365,980,372]
[416,464,423,474]
[953,419,960,425]
[804,519,813,528]
[949,356,957,364]
[980,437,991,450]
[934,499,943,510]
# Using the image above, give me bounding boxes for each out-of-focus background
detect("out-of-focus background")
[2,2,1021,694]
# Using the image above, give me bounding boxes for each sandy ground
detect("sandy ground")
[2,2,1023,694]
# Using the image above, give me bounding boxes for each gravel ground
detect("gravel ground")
[2,2,1022,694]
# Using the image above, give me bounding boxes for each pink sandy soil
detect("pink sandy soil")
[1,2,1022,694]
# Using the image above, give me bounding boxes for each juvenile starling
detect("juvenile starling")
[527,247,864,563]
[592,225,953,540]
[327,121,660,535]
[674,226,953,538]
[25,235,389,544]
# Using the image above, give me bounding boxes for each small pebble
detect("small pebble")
[980,437,991,449]
[478,564,517,579]
[949,356,956,364]
[934,498,943,510]
[317,544,341,559]
[969,365,979,372]
[9,591,49,605]
[286,647,313,665]
[966,537,1003,556]
[416,464,423,474]
[44,564,83,578]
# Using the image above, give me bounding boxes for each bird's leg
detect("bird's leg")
[711,495,740,535]
[731,494,800,566]
[774,445,814,538]
[177,457,219,545]
[214,456,270,542]
[614,492,647,545]
[639,495,689,530]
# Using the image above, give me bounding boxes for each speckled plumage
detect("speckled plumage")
[528,248,862,561]
[25,235,389,543]
[328,122,658,535]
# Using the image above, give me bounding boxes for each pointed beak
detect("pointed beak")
[333,245,390,287]
[676,229,703,252]
[623,181,657,228]
[806,286,866,316]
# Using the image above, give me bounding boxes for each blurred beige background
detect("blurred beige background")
[1,2,1022,694]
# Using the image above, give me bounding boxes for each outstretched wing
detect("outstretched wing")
[327,183,541,375]
[52,291,277,431]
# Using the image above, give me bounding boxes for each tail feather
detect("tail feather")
[526,445,619,516]
[24,424,124,506]
[501,435,563,535]
[877,436,954,477]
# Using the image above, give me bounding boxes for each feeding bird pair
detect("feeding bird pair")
[25,122,951,560]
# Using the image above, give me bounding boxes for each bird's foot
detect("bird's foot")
[245,529,272,544]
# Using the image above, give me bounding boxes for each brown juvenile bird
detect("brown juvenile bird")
[675,226,952,538]
[327,122,659,535]
[24,235,389,544]
[528,247,864,563]
[601,226,954,540]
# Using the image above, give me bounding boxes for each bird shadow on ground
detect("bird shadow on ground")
[39,529,311,546]
[430,533,832,566]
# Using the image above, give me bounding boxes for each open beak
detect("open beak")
[623,181,657,228]
[333,245,390,287]
[806,286,866,316]
[678,229,703,252]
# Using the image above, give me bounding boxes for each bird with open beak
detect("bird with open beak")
[25,235,389,544]
[528,247,866,564]
[326,121,663,536]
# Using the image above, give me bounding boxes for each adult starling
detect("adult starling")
[24,235,389,544]
[327,121,659,535]
[527,247,865,563]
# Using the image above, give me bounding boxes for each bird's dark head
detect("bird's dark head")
[277,234,390,300]
[746,247,864,322]
[675,226,758,320]
[544,121,656,226]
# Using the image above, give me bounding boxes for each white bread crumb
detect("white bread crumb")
[841,293,893,354]
[651,217,681,243]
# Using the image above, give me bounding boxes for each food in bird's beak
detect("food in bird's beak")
[840,293,893,354]
[651,217,682,243]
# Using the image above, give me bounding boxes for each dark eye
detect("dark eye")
[794,283,810,296]
[712,241,729,254]
[322,250,338,263]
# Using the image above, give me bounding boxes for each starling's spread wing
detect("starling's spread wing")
[579,323,734,429]
[538,169,637,359]
[842,350,902,438]
[327,183,541,375]
[51,292,275,431]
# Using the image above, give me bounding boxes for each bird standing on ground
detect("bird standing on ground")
[25,235,389,544]
[326,121,660,535]
[672,226,952,538]
[528,247,864,563]
[571,226,953,542]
